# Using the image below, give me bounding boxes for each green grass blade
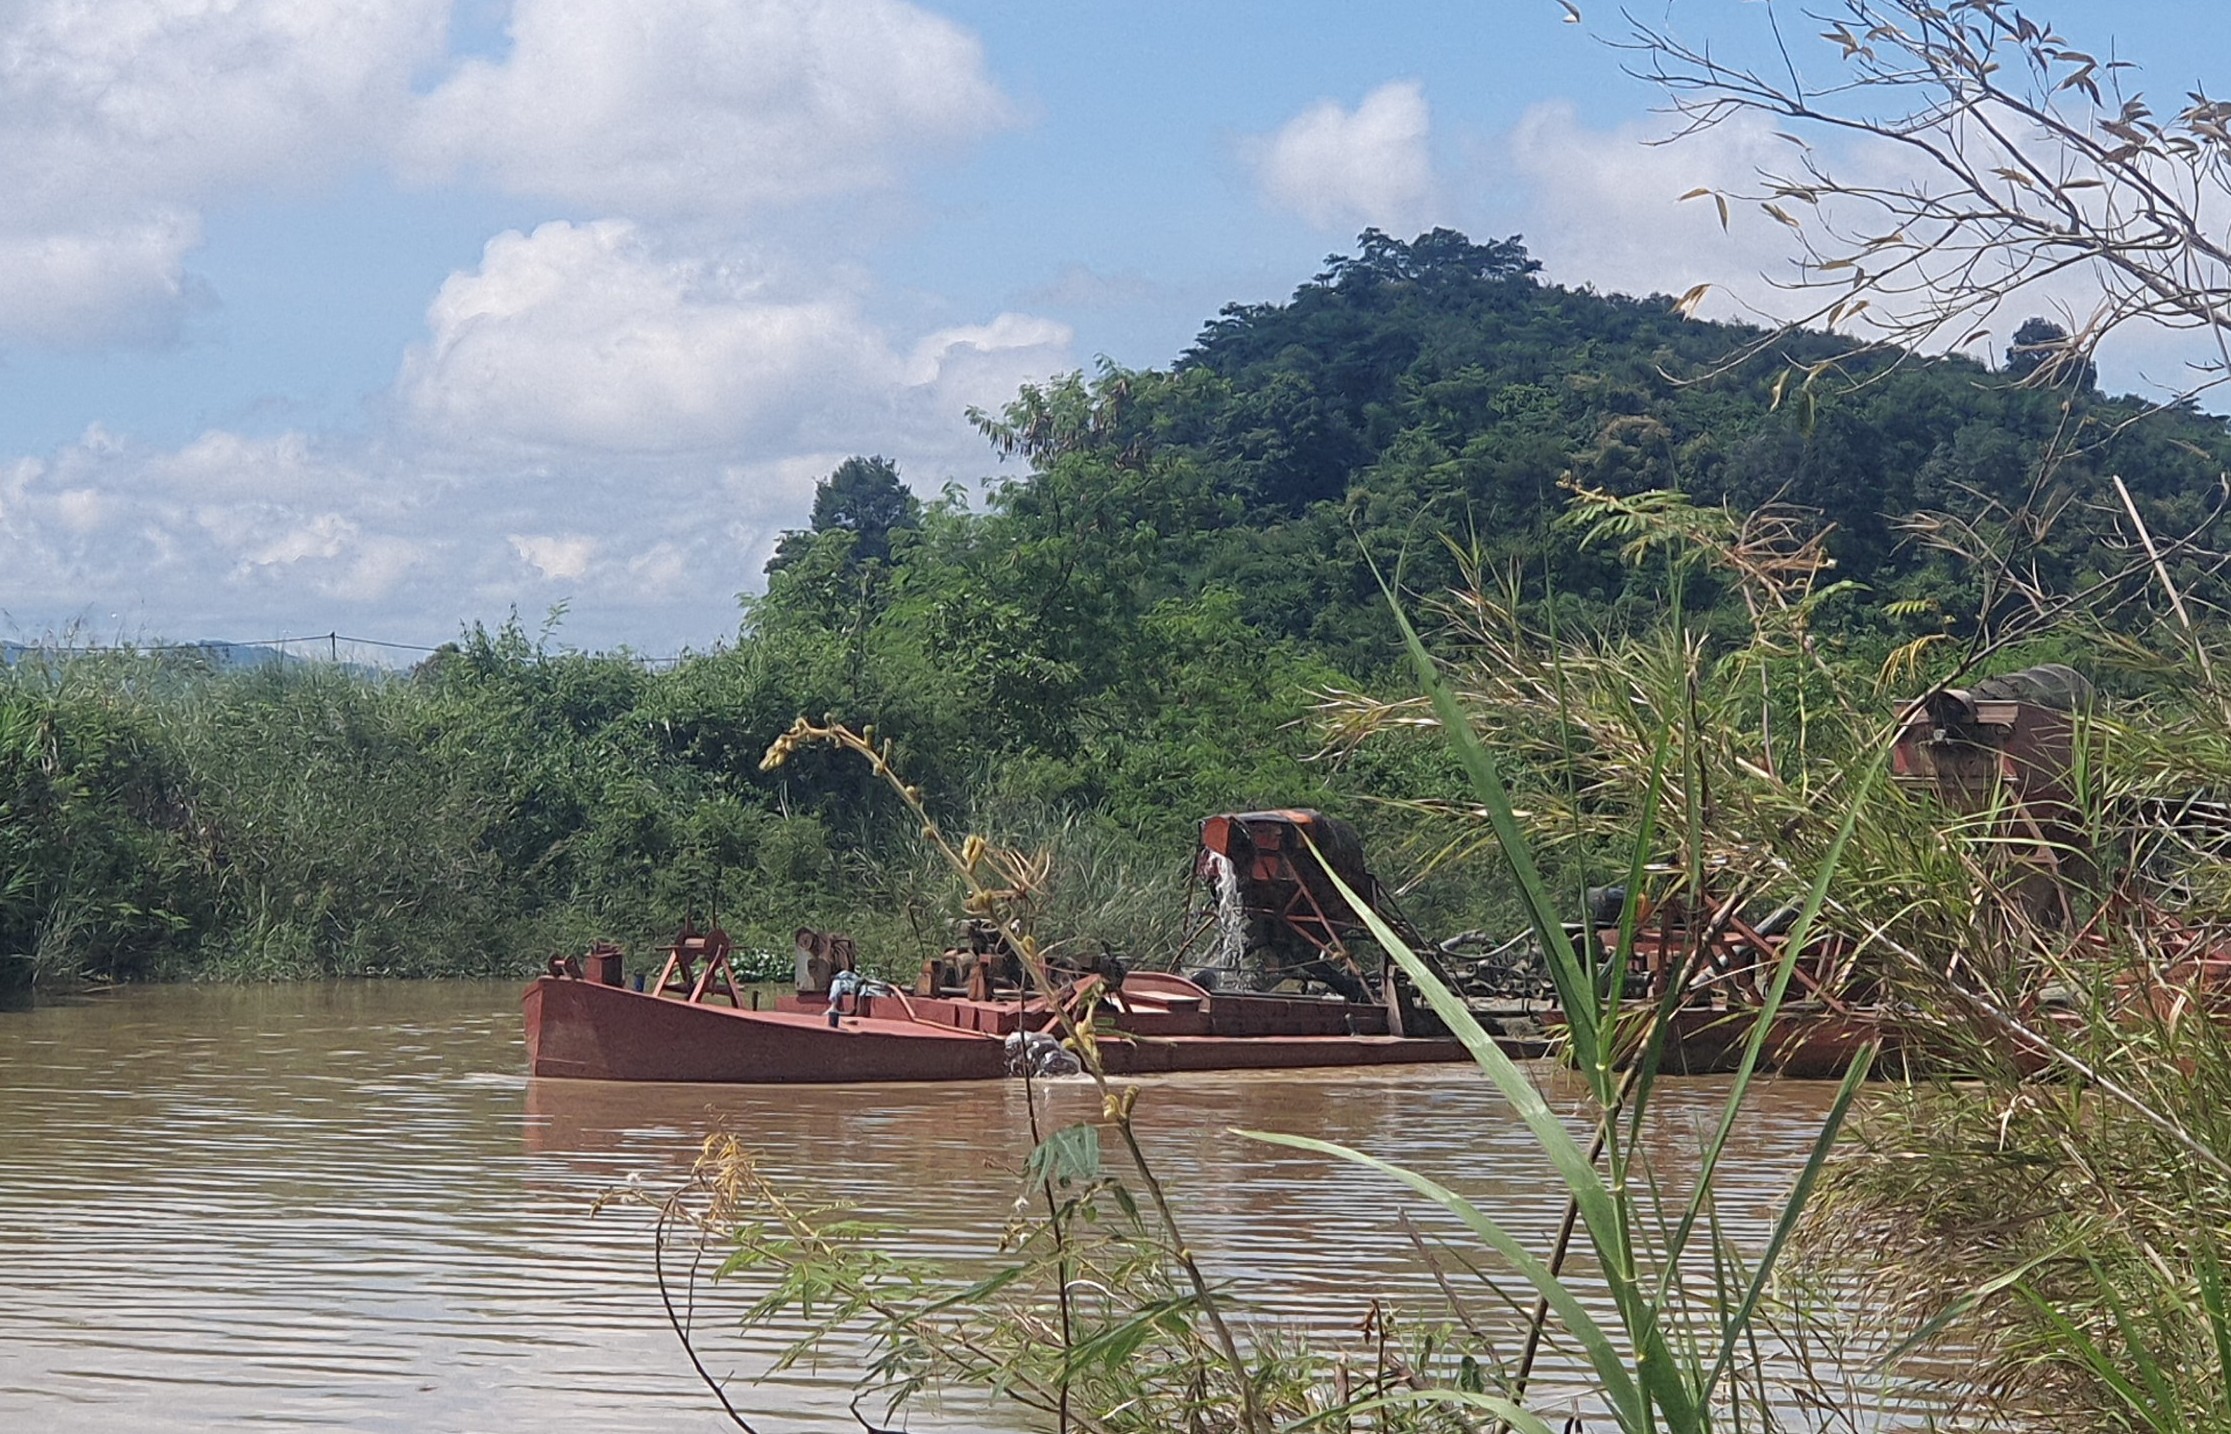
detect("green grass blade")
[2199,1241,2231,1395]
[2088,1253,2184,1425]
[1302,849,1703,1426]
[1236,1128,1648,1430]
[1705,1042,1875,1401]
[1376,570,1603,1088]
[1301,839,1629,1292]
[2016,1284,2172,1429]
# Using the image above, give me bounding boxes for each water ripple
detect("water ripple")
[1,981,1927,1431]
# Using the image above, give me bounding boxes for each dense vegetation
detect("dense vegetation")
[7,227,2230,991]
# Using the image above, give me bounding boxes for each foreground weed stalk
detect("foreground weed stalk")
[763,717,1268,1434]
[735,633,1874,1431]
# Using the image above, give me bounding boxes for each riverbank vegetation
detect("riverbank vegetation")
[8,216,2230,993]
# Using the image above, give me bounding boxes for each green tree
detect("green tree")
[765,455,921,574]
[2005,317,2098,391]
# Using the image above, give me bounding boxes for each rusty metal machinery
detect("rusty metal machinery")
[1590,665,2100,1009]
[650,919,743,1004]
[912,918,1129,1003]
[791,926,858,996]
[1183,808,1545,1007]
[1188,809,1392,1000]
[1892,662,2098,923]
[1892,663,2092,820]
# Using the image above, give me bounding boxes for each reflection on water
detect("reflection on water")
[0,982,1922,1431]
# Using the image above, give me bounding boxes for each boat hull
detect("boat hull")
[1572,1004,1916,1079]
[522,976,1485,1083]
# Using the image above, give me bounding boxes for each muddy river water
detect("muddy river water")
[0,981,1934,1431]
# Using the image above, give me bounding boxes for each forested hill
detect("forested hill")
[820,226,2231,672]
[743,223,2231,830]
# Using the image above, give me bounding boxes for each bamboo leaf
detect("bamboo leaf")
[1023,1121,1102,1188]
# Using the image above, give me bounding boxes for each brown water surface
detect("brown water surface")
[0,981,1918,1431]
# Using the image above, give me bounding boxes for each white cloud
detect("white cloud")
[0,212,203,346]
[402,0,1012,218]
[905,313,1074,386]
[0,0,1012,348]
[1505,101,2007,338]
[510,533,599,581]
[51,486,108,536]
[146,428,371,501]
[0,1,1076,646]
[627,542,689,587]
[1249,81,1438,234]
[398,219,1073,461]
[1501,101,1807,322]
[398,220,893,453]
[1506,102,2136,341]
[0,428,437,629]
[0,215,1077,649]
[0,0,446,210]
[0,0,447,346]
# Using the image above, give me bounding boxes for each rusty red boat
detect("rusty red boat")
[522,922,1515,1083]
[526,808,1564,1084]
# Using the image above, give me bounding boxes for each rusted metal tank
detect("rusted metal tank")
[1892,663,2094,815]
[1200,810,1375,919]
[1195,809,1398,1000]
[1893,662,2098,921]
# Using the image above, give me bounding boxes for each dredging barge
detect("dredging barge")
[524,956,1489,1083]
[524,809,1545,1083]
[526,668,2165,1087]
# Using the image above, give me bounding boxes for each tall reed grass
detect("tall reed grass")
[655,489,2231,1430]
[645,557,1892,1431]
[0,638,1218,988]
[1317,494,2231,1427]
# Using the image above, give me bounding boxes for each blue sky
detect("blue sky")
[1,0,2222,653]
